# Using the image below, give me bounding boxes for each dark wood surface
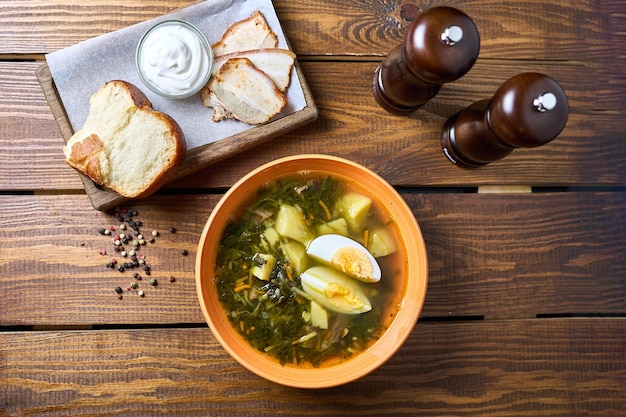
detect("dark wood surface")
[1,0,624,415]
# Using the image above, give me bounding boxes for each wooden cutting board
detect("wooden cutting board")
[36,61,317,211]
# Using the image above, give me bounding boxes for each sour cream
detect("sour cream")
[136,20,213,99]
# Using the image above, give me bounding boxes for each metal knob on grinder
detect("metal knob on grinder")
[373,6,480,114]
[441,72,569,167]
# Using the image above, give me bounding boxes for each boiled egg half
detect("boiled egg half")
[306,234,381,283]
[300,266,372,314]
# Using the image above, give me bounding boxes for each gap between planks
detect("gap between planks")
[478,185,532,193]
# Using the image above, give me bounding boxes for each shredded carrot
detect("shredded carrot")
[319,200,332,220]
[242,264,248,270]
[285,265,294,281]
[240,321,244,332]
[234,284,251,293]
[363,229,369,246]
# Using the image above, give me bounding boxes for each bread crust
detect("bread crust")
[212,10,278,56]
[133,109,186,199]
[64,80,186,199]
[202,58,287,125]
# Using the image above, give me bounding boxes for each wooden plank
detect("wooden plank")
[1,318,625,415]
[1,60,625,192]
[1,192,624,326]
[0,1,197,54]
[414,192,626,317]
[0,0,619,63]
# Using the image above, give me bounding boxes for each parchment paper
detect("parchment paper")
[46,0,306,150]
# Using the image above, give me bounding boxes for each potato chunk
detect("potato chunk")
[337,192,372,233]
[275,204,313,243]
[367,227,398,257]
[281,240,309,275]
[251,253,277,281]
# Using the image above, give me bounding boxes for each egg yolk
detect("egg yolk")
[324,283,366,310]
[331,247,375,281]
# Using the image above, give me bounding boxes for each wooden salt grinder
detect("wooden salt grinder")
[373,6,480,114]
[441,72,569,167]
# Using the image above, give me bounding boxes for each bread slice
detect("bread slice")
[201,58,287,125]
[212,11,278,56]
[63,80,186,199]
[212,48,296,92]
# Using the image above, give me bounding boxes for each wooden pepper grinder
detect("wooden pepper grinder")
[373,6,480,114]
[441,72,569,167]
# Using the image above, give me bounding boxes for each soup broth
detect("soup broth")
[215,172,407,367]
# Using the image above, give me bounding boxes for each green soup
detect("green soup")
[214,173,407,367]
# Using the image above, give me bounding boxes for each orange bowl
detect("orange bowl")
[195,154,428,388]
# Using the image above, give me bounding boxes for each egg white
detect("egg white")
[306,234,381,283]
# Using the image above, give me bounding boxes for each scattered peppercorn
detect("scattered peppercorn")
[99,207,182,299]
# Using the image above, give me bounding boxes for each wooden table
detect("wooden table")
[1,0,625,415]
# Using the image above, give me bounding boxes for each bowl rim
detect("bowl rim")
[195,154,428,388]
